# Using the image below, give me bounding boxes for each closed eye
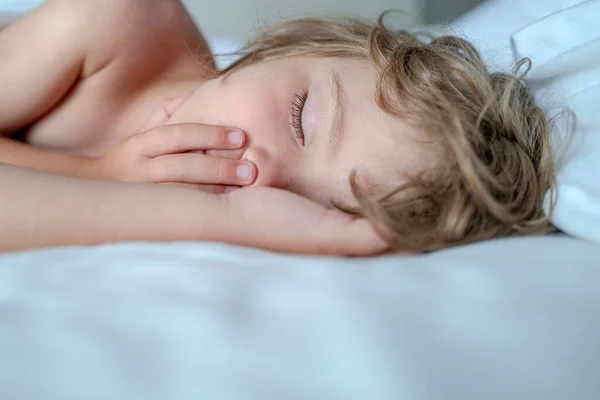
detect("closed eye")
[290,89,308,146]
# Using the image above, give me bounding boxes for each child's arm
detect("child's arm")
[0,0,88,136]
[0,163,229,252]
[0,0,90,174]
[0,163,387,256]
[0,0,190,175]
[0,137,89,176]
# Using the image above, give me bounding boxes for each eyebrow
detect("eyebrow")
[325,70,346,161]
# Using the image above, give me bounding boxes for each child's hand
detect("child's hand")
[81,123,256,190]
[222,187,389,256]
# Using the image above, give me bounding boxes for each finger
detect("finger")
[224,186,241,193]
[158,182,229,194]
[204,149,245,160]
[149,153,257,186]
[138,124,246,158]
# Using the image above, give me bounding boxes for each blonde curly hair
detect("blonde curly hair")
[216,14,558,252]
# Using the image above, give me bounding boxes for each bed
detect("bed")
[1,1,599,399]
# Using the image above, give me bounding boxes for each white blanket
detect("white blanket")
[1,236,599,400]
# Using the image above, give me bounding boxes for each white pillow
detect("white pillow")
[449,0,588,70]
[451,0,600,243]
[510,1,600,242]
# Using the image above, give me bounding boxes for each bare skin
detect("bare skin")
[1,0,234,176]
[0,0,391,255]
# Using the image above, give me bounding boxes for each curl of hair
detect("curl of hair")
[216,14,559,252]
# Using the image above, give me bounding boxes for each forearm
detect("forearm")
[0,136,88,177]
[0,163,228,252]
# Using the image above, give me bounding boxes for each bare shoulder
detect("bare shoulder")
[46,0,208,74]
[35,0,178,35]
[77,0,189,39]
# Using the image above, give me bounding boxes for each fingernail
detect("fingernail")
[228,130,243,146]
[224,186,240,194]
[236,164,251,181]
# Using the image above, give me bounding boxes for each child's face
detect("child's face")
[168,56,435,207]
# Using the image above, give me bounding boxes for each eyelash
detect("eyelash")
[290,89,308,145]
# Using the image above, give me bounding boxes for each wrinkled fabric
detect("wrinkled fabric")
[0,236,599,400]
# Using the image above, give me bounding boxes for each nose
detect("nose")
[243,147,286,188]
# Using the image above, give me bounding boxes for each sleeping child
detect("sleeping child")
[0,0,557,255]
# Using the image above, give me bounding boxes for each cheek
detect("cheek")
[195,80,283,135]
[168,76,300,182]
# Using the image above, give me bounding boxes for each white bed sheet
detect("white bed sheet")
[1,236,599,400]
